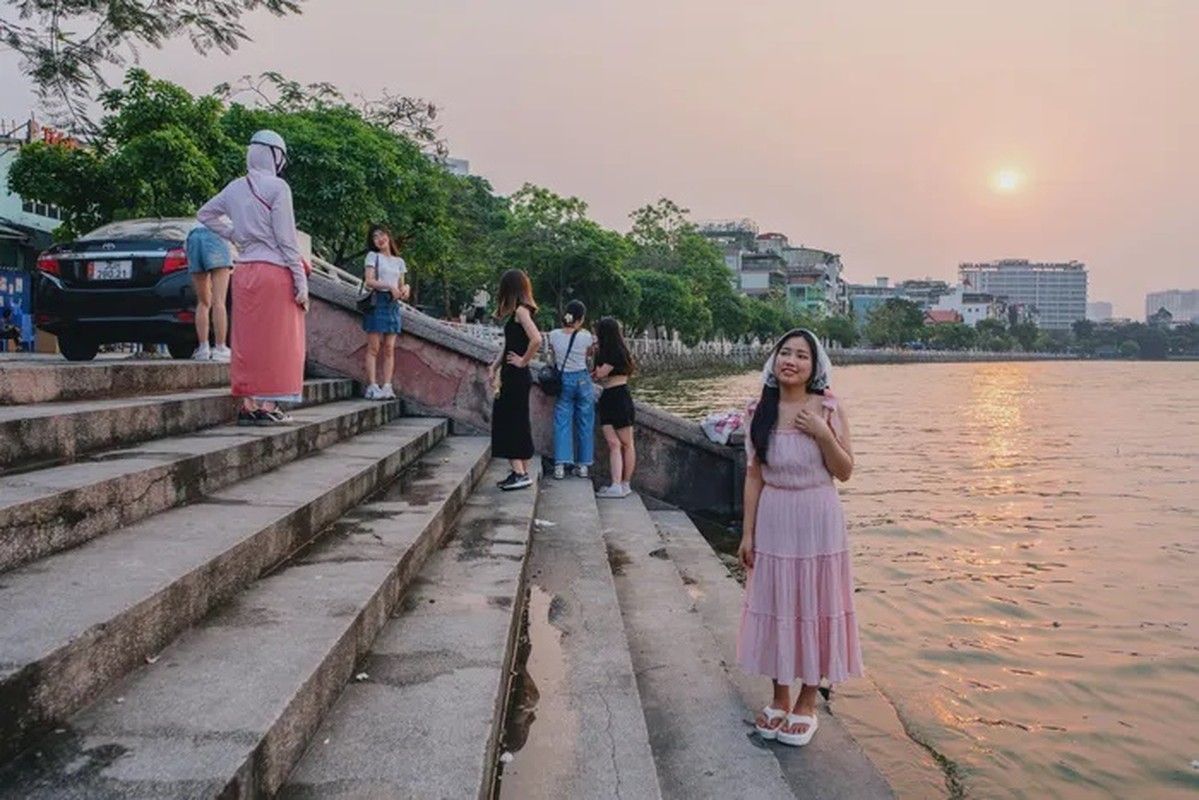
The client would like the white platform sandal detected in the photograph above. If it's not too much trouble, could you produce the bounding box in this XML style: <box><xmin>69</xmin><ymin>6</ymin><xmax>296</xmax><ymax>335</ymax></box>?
<box><xmin>777</xmin><ymin>713</ymin><xmax>819</xmax><ymax>747</ymax></box>
<box><xmin>754</xmin><ymin>706</ymin><xmax>787</xmax><ymax>740</ymax></box>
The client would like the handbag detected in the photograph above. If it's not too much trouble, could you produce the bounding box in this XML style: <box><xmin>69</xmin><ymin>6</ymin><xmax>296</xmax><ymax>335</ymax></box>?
<box><xmin>356</xmin><ymin>252</ymin><xmax>380</xmax><ymax>313</ymax></box>
<box><xmin>538</xmin><ymin>330</ymin><xmax>578</xmax><ymax>397</ymax></box>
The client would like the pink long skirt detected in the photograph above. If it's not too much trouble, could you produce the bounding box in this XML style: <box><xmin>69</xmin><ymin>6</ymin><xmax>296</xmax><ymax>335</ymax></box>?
<box><xmin>230</xmin><ymin>261</ymin><xmax>305</xmax><ymax>402</ymax></box>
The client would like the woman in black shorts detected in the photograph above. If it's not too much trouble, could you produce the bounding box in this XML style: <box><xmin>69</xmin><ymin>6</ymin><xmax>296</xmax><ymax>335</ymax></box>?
<box><xmin>592</xmin><ymin>317</ymin><xmax>637</xmax><ymax>498</ymax></box>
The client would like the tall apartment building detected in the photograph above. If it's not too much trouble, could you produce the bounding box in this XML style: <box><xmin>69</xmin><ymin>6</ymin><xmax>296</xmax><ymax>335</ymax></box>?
<box><xmin>958</xmin><ymin>259</ymin><xmax>1087</xmax><ymax>330</ymax></box>
<box><xmin>1086</xmin><ymin>301</ymin><xmax>1113</xmax><ymax>322</ymax></box>
<box><xmin>1144</xmin><ymin>290</ymin><xmax>1199</xmax><ymax>324</ymax></box>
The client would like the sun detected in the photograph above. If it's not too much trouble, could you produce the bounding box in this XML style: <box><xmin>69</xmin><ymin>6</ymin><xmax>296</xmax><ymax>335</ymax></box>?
<box><xmin>992</xmin><ymin>169</ymin><xmax>1023</xmax><ymax>193</ymax></box>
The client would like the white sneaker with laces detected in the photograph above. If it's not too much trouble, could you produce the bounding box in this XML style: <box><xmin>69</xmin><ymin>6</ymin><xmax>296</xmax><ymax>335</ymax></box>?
<box><xmin>364</xmin><ymin>384</ymin><xmax>381</xmax><ymax>400</ymax></box>
<box><xmin>379</xmin><ymin>384</ymin><xmax>396</xmax><ymax>400</ymax></box>
<box><xmin>191</xmin><ymin>343</ymin><xmax>211</xmax><ymax>361</ymax></box>
<box><xmin>596</xmin><ymin>484</ymin><xmax>625</xmax><ymax>499</ymax></box>
<box><xmin>621</xmin><ymin>482</ymin><xmax>632</xmax><ymax>497</ymax></box>
<box><xmin>576</xmin><ymin>465</ymin><xmax>590</xmax><ymax>479</ymax></box>
<box><xmin>553</xmin><ymin>464</ymin><xmax>566</xmax><ymax>480</ymax></box>
<box><xmin>210</xmin><ymin>345</ymin><xmax>231</xmax><ymax>363</ymax></box>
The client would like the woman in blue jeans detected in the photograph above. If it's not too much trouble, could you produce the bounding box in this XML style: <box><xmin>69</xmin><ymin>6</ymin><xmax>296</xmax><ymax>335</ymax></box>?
<box><xmin>548</xmin><ymin>300</ymin><xmax>596</xmax><ymax>480</ymax></box>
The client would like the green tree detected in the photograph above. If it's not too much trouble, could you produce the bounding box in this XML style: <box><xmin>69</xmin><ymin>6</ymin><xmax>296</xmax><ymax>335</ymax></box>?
<box><xmin>823</xmin><ymin>314</ymin><xmax>860</xmax><ymax>347</ymax></box>
<box><xmin>631</xmin><ymin>270</ymin><xmax>709</xmax><ymax>345</ymax></box>
<box><xmin>8</xmin><ymin>69</ymin><xmax>239</xmax><ymax>238</ymax></box>
<box><xmin>1119</xmin><ymin>339</ymin><xmax>1141</xmax><ymax>358</ymax></box>
<box><xmin>864</xmin><ymin>298</ymin><xmax>925</xmax><ymax>347</ymax></box>
<box><xmin>2</xmin><ymin>0</ymin><xmax>304</xmax><ymax>131</ymax></box>
<box><xmin>626</xmin><ymin>198</ymin><xmax>745</xmax><ymax>340</ymax></box>
<box><xmin>927</xmin><ymin>322</ymin><xmax>976</xmax><ymax>351</ymax></box>
<box><xmin>1010</xmin><ymin>321</ymin><xmax>1039</xmax><ymax>352</ymax></box>
<box><xmin>503</xmin><ymin>184</ymin><xmax>637</xmax><ymax>327</ymax></box>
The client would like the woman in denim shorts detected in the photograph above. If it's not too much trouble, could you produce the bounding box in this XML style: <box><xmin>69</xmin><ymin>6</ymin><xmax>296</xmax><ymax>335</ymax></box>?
<box><xmin>185</xmin><ymin>225</ymin><xmax>234</xmax><ymax>361</ymax></box>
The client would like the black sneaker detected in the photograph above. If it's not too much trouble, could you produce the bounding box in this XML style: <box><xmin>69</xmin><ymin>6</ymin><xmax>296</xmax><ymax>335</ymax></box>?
<box><xmin>254</xmin><ymin>408</ymin><xmax>294</xmax><ymax>426</ymax></box>
<box><xmin>498</xmin><ymin>472</ymin><xmax>532</xmax><ymax>491</ymax></box>
<box><xmin>496</xmin><ymin>471</ymin><xmax>517</xmax><ymax>488</ymax></box>
<box><xmin>236</xmin><ymin>409</ymin><xmax>257</xmax><ymax>427</ymax></box>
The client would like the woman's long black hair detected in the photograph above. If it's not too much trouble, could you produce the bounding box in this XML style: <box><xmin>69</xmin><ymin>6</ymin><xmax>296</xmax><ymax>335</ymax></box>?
<box><xmin>749</xmin><ymin>329</ymin><xmax>824</xmax><ymax>466</ymax></box>
<box><xmin>365</xmin><ymin>223</ymin><xmax>403</xmax><ymax>256</ymax></box>
<box><xmin>594</xmin><ymin>316</ymin><xmax>636</xmax><ymax>375</ymax></box>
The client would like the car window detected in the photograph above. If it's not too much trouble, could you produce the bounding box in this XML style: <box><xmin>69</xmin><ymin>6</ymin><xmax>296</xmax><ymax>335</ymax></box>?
<box><xmin>78</xmin><ymin>218</ymin><xmax>195</xmax><ymax>242</ymax></box>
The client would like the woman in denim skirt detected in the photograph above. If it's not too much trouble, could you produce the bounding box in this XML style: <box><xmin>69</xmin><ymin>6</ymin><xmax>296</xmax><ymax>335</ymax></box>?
<box><xmin>361</xmin><ymin>224</ymin><xmax>410</xmax><ymax>400</ymax></box>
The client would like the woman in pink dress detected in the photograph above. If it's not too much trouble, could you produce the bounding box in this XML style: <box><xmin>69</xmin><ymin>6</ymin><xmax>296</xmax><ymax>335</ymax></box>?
<box><xmin>737</xmin><ymin>328</ymin><xmax>862</xmax><ymax>747</ymax></box>
<box><xmin>197</xmin><ymin>130</ymin><xmax>308</xmax><ymax>426</ymax></box>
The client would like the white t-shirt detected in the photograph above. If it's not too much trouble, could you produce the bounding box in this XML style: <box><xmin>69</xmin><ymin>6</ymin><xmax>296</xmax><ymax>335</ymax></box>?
<box><xmin>366</xmin><ymin>252</ymin><xmax>406</xmax><ymax>290</ymax></box>
<box><xmin>548</xmin><ymin>328</ymin><xmax>593</xmax><ymax>373</ymax></box>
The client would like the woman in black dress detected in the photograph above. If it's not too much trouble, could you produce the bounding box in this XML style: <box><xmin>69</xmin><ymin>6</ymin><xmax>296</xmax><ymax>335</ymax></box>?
<box><xmin>489</xmin><ymin>269</ymin><xmax>543</xmax><ymax>490</ymax></box>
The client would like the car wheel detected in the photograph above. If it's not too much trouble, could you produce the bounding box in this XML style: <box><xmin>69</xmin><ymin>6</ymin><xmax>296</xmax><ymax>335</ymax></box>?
<box><xmin>58</xmin><ymin>335</ymin><xmax>100</xmax><ymax>362</ymax></box>
<box><xmin>167</xmin><ymin>339</ymin><xmax>197</xmax><ymax>360</ymax></box>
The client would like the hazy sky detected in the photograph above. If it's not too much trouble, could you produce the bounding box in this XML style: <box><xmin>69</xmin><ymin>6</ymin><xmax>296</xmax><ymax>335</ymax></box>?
<box><xmin>3</xmin><ymin>0</ymin><xmax>1197</xmax><ymax>318</ymax></box>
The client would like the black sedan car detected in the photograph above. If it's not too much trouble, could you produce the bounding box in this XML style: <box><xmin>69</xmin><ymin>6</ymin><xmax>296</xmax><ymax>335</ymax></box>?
<box><xmin>34</xmin><ymin>218</ymin><xmax>207</xmax><ymax>361</ymax></box>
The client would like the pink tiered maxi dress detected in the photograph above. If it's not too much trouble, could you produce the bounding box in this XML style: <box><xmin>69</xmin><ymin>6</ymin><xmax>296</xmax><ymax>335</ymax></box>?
<box><xmin>737</xmin><ymin>395</ymin><xmax>863</xmax><ymax>685</ymax></box>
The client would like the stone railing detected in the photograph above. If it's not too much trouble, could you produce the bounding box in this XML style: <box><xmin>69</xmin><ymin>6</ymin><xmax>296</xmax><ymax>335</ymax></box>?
<box><xmin>304</xmin><ymin>273</ymin><xmax>745</xmax><ymax>518</ymax></box>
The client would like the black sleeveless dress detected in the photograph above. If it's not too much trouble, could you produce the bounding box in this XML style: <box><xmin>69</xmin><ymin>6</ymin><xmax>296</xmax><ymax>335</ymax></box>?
<box><xmin>491</xmin><ymin>307</ymin><xmax>535</xmax><ymax>460</ymax></box>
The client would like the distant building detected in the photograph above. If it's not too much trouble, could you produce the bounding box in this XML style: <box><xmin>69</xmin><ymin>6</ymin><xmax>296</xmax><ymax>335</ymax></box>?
<box><xmin>930</xmin><ymin>285</ymin><xmax>1004</xmax><ymax>327</ymax></box>
<box><xmin>924</xmin><ymin>309</ymin><xmax>962</xmax><ymax>325</ymax></box>
<box><xmin>958</xmin><ymin>259</ymin><xmax>1087</xmax><ymax>331</ymax></box>
<box><xmin>1144</xmin><ymin>290</ymin><xmax>1199</xmax><ymax>324</ymax></box>
<box><xmin>443</xmin><ymin>157</ymin><xmax>470</xmax><ymax>177</ymax></box>
<box><xmin>1</xmin><ymin>117</ymin><xmax>62</xmax><ymax>271</ymax></box>
<box><xmin>1086</xmin><ymin>301</ymin><xmax>1113</xmax><ymax>322</ymax></box>
<box><xmin>697</xmin><ymin>222</ymin><xmax>844</xmax><ymax>315</ymax></box>
<box><xmin>896</xmin><ymin>279</ymin><xmax>951</xmax><ymax>308</ymax></box>
<box><xmin>846</xmin><ymin>277</ymin><xmax>899</xmax><ymax>327</ymax></box>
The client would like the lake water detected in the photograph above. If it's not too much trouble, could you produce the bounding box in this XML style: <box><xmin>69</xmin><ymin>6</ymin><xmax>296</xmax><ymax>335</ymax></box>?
<box><xmin>638</xmin><ymin>361</ymin><xmax>1199</xmax><ymax>799</ymax></box>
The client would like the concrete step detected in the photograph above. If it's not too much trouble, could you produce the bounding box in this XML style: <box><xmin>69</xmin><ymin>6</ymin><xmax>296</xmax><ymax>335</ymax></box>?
<box><xmin>0</xmin><ymin>436</ymin><xmax>491</xmax><ymax>799</ymax></box>
<box><xmin>648</xmin><ymin>507</ymin><xmax>895</xmax><ymax>800</ymax></box>
<box><xmin>0</xmin><ymin>417</ymin><xmax>447</xmax><ymax>765</ymax></box>
<box><xmin>0</xmin><ymin>378</ymin><xmax>354</xmax><ymax>474</ymax></box>
<box><xmin>0</xmin><ymin>360</ymin><xmax>230</xmax><ymax>405</ymax></box>
<box><xmin>497</xmin><ymin>477</ymin><xmax>662</xmax><ymax>800</ymax></box>
<box><xmin>595</xmin><ymin>494</ymin><xmax>796</xmax><ymax>799</ymax></box>
<box><xmin>281</xmin><ymin>459</ymin><xmax>540</xmax><ymax>800</ymax></box>
<box><xmin>0</xmin><ymin>397</ymin><xmax>404</xmax><ymax>573</ymax></box>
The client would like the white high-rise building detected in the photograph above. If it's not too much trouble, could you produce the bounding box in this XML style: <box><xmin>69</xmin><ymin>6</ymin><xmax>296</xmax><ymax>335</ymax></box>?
<box><xmin>958</xmin><ymin>259</ymin><xmax>1087</xmax><ymax>331</ymax></box>
<box><xmin>1145</xmin><ymin>290</ymin><xmax>1199</xmax><ymax>324</ymax></box>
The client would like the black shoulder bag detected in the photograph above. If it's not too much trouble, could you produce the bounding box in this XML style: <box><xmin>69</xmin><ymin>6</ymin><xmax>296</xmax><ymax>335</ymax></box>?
<box><xmin>538</xmin><ymin>330</ymin><xmax>579</xmax><ymax>397</ymax></box>
<box><xmin>356</xmin><ymin>253</ymin><xmax>381</xmax><ymax>314</ymax></box>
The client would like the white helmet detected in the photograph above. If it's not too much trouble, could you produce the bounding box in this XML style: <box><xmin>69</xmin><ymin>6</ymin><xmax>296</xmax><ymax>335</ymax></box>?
<box><xmin>249</xmin><ymin>130</ymin><xmax>288</xmax><ymax>174</ymax></box>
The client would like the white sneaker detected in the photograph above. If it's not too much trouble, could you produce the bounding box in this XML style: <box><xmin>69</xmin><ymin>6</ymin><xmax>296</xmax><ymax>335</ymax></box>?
<box><xmin>364</xmin><ymin>384</ymin><xmax>381</xmax><ymax>399</ymax></box>
<box><xmin>596</xmin><ymin>484</ymin><xmax>625</xmax><ymax>499</ymax></box>
<box><xmin>576</xmin><ymin>465</ymin><xmax>590</xmax><ymax>479</ymax></box>
<box><xmin>210</xmin><ymin>345</ymin><xmax>231</xmax><ymax>363</ymax></box>
<box><xmin>191</xmin><ymin>343</ymin><xmax>211</xmax><ymax>361</ymax></box>
<box><xmin>379</xmin><ymin>384</ymin><xmax>396</xmax><ymax>400</ymax></box>
<box><xmin>621</xmin><ymin>482</ymin><xmax>633</xmax><ymax>497</ymax></box>
<box><xmin>553</xmin><ymin>464</ymin><xmax>566</xmax><ymax>480</ymax></box>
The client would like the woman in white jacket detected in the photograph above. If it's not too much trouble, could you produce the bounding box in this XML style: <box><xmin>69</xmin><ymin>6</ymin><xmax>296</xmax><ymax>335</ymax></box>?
<box><xmin>198</xmin><ymin>130</ymin><xmax>308</xmax><ymax>426</ymax></box>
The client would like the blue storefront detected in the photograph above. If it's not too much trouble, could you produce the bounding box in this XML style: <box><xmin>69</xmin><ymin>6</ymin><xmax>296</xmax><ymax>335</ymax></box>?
<box><xmin>0</xmin><ymin>268</ymin><xmax>34</xmax><ymax>350</ymax></box>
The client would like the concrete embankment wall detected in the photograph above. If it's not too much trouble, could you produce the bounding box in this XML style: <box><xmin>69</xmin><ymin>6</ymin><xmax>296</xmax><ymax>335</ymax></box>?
<box><xmin>306</xmin><ymin>276</ymin><xmax>744</xmax><ymax>519</ymax></box>
<box><xmin>628</xmin><ymin>339</ymin><xmax>1074</xmax><ymax>373</ymax></box>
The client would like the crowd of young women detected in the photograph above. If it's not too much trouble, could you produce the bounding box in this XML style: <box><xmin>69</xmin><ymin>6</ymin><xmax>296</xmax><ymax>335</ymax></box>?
<box><xmin>197</xmin><ymin>134</ymin><xmax>862</xmax><ymax>747</ymax></box>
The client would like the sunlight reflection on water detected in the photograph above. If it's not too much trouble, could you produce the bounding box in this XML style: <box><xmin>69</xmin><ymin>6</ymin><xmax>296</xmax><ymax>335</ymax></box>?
<box><xmin>639</xmin><ymin>361</ymin><xmax>1199</xmax><ymax>799</ymax></box>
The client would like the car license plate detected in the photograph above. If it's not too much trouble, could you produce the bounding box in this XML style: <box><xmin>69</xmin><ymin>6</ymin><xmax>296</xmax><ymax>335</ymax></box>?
<box><xmin>89</xmin><ymin>260</ymin><xmax>133</xmax><ymax>280</ymax></box>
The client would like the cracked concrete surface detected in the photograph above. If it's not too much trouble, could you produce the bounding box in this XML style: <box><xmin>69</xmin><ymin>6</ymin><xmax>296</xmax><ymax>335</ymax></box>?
<box><xmin>280</xmin><ymin>459</ymin><xmax>535</xmax><ymax>800</ymax></box>
<box><xmin>499</xmin><ymin>478</ymin><xmax>661</xmax><ymax>800</ymax></box>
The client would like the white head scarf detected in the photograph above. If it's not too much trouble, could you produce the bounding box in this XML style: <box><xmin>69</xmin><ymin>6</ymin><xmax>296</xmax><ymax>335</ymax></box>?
<box><xmin>761</xmin><ymin>328</ymin><xmax>832</xmax><ymax>392</ymax></box>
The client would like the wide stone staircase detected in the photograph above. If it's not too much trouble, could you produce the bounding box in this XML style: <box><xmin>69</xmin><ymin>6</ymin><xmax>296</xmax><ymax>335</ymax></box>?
<box><xmin>0</xmin><ymin>359</ymin><xmax>893</xmax><ymax>799</ymax></box>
